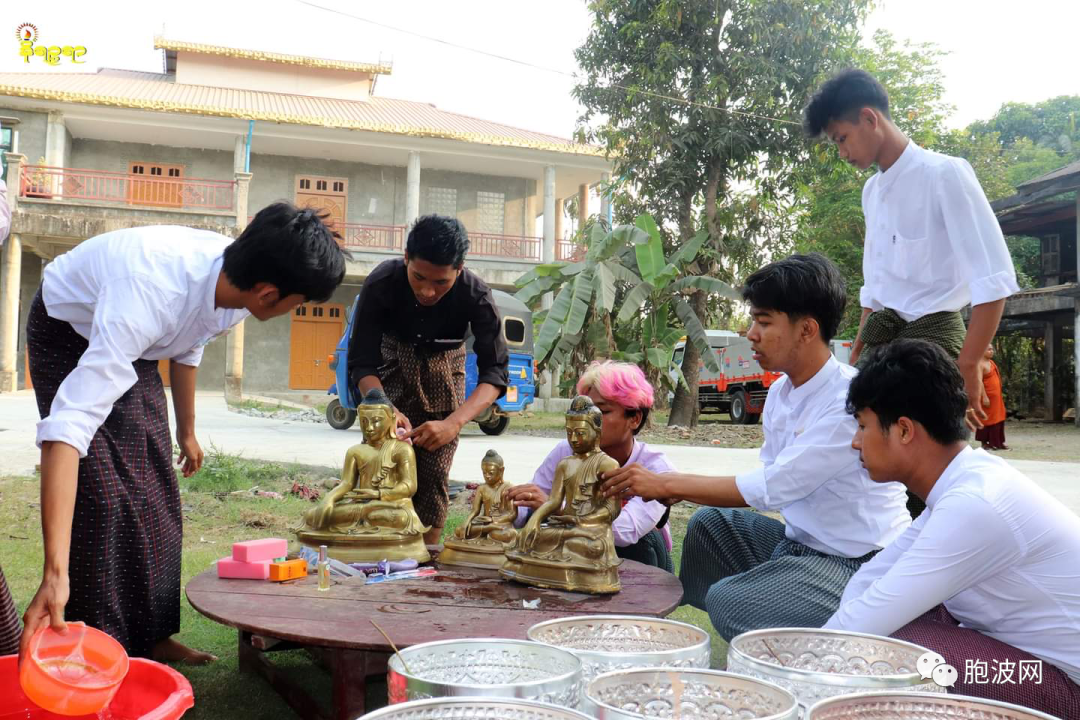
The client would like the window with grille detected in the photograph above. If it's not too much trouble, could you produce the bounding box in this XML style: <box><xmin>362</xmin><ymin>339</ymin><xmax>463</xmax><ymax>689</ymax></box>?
<box><xmin>477</xmin><ymin>191</ymin><xmax>505</xmax><ymax>233</ymax></box>
<box><xmin>1042</xmin><ymin>234</ymin><xmax>1061</xmax><ymax>275</ymax></box>
<box><xmin>426</xmin><ymin>186</ymin><xmax>457</xmax><ymax>217</ymax></box>
<box><xmin>0</xmin><ymin>127</ymin><xmax>12</xmax><ymax>177</ymax></box>
<box><xmin>295</xmin><ymin>306</ymin><xmax>308</xmax><ymax>317</ymax></box>
<box><xmin>300</xmin><ymin>178</ymin><xmax>311</xmax><ymax>190</ymax></box>
<box><xmin>329</xmin><ymin>307</ymin><xmax>341</xmax><ymax>318</ymax></box>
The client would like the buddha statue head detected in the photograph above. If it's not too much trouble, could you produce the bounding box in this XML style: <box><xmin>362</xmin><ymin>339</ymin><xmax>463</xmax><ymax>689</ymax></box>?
<box><xmin>358</xmin><ymin>388</ymin><xmax>396</xmax><ymax>444</ymax></box>
<box><xmin>565</xmin><ymin>394</ymin><xmax>603</xmax><ymax>455</ymax></box>
<box><xmin>481</xmin><ymin>449</ymin><xmax>505</xmax><ymax>487</ymax></box>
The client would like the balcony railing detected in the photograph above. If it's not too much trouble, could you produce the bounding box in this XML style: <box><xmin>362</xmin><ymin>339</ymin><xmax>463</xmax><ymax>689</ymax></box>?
<box><xmin>339</xmin><ymin>222</ymin><xmax>406</xmax><ymax>251</ymax></box>
<box><xmin>556</xmin><ymin>240</ymin><xmax>587</xmax><ymax>262</ymax></box>
<box><xmin>470</xmin><ymin>232</ymin><xmax>542</xmax><ymax>261</ymax></box>
<box><xmin>19</xmin><ymin>165</ymin><xmax>235</xmax><ymax>211</ymax></box>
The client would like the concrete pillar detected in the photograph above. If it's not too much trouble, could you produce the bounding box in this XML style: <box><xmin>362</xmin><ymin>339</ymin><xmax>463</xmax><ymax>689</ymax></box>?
<box><xmin>1045</xmin><ymin>322</ymin><xmax>1058</xmax><ymax>422</ymax></box>
<box><xmin>554</xmin><ymin>199</ymin><xmax>564</xmax><ymax>246</ymax></box>
<box><xmin>225</xmin><ymin>321</ymin><xmax>245</xmax><ymax>401</ymax></box>
<box><xmin>600</xmin><ymin>172</ymin><xmax>611</xmax><ymax>225</ymax></box>
<box><xmin>45</xmin><ymin>112</ymin><xmax>66</xmax><ymax>168</ymax></box>
<box><xmin>5</xmin><ymin>152</ymin><xmax>25</xmax><ymax>212</ymax></box>
<box><xmin>234</xmin><ymin>171</ymin><xmax>252</xmax><ymax>230</ymax></box>
<box><xmin>0</xmin><ymin>232</ymin><xmax>22</xmax><ymax>393</ymax></box>
<box><xmin>406</xmin><ymin>151</ymin><xmax>421</xmax><ymax>227</ymax></box>
<box><xmin>578</xmin><ymin>183</ymin><xmax>589</xmax><ymax>233</ymax></box>
<box><xmin>233</xmin><ymin>135</ymin><xmax>246</xmax><ymax>174</ymax></box>
<box><xmin>540</xmin><ymin>165</ymin><xmax>557</xmax><ymax>401</ymax></box>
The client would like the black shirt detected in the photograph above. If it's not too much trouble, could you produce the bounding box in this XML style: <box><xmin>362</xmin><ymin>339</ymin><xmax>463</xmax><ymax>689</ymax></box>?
<box><xmin>348</xmin><ymin>258</ymin><xmax>509</xmax><ymax>394</ymax></box>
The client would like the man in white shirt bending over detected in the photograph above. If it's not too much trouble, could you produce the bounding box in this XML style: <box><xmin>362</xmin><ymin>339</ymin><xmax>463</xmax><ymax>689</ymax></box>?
<box><xmin>602</xmin><ymin>254</ymin><xmax>910</xmax><ymax>641</ymax></box>
<box><xmin>802</xmin><ymin>70</ymin><xmax>1018</xmax><ymax>445</ymax></box>
<box><xmin>20</xmin><ymin>203</ymin><xmax>348</xmax><ymax>666</ymax></box>
<box><xmin>828</xmin><ymin>339</ymin><xmax>1080</xmax><ymax>717</ymax></box>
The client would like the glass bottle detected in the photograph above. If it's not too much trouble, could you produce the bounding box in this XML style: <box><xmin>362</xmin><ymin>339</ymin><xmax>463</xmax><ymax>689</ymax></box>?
<box><xmin>318</xmin><ymin>545</ymin><xmax>331</xmax><ymax>591</ymax></box>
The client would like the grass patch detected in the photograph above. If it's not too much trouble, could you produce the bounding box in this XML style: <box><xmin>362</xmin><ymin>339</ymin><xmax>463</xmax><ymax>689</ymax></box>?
<box><xmin>1</xmin><ymin>454</ymin><xmax>726</xmax><ymax>720</ymax></box>
<box><xmin>227</xmin><ymin>398</ymin><xmax>299</xmax><ymax>414</ymax></box>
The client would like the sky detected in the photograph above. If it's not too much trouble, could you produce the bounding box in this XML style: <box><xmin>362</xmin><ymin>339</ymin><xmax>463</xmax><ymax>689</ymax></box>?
<box><xmin>1</xmin><ymin>0</ymin><xmax>1077</xmax><ymax>139</ymax></box>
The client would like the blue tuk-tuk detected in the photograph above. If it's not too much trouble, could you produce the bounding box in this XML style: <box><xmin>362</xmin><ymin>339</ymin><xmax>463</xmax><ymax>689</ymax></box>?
<box><xmin>325</xmin><ymin>289</ymin><xmax>535</xmax><ymax>435</ymax></box>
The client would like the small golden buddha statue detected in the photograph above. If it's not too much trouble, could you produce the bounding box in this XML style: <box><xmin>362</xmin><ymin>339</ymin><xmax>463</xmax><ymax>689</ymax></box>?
<box><xmin>500</xmin><ymin>395</ymin><xmax>622</xmax><ymax>593</ymax></box>
<box><xmin>296</xmin><ymin>389</ymin><xmax>430</xmax><ymax>563</ymax></box>
<box><xmin>438</xmin><ymin>449</ymin><xmax>518</xmax><ymax>569</ymax></box>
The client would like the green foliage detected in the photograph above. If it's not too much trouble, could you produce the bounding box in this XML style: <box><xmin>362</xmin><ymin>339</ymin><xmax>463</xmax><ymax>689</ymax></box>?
<box><xmin>180</xmin><ymin>445</ymin><xmax>296</xmax><ymax>494</ymax></box>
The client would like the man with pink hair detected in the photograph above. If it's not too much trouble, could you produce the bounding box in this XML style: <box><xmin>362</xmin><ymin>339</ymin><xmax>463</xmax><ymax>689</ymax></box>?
<box><xmin>505</xmin><ymin>361</ymin><xmax>676</xmax><ymax>571</ymax></box>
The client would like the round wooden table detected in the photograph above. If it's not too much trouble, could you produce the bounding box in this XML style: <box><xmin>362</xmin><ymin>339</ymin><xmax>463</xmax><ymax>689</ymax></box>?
<box><xmin>187</xmin><ymin>558</ymin><xmax>684</xmax><ymax>720</ymax></box>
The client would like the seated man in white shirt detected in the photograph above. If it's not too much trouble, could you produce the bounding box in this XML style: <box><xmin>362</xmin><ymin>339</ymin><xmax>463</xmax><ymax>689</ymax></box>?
<box><xmin>602</xmin><ymin>253</ymin><xmax>910</xmax><ymax>640</ymax></box>
<box><xmin>20</xmin><ymin>203</ymin><xmax>348</xmax><ymax>666</ymax></box>
<box><xmin>506</xmin><ymin>361</ymin><xmax>676</xmax><ymax>571</ymax></box>
<box><xmin>827</xmin><ymin>339</ymin><xmax>1080</xmax><ymax>717</ymax></box>
<box><xmin>803</xmin><ymin>71</ymin><xmax>1019</xmax><ymax>506</ymax></box>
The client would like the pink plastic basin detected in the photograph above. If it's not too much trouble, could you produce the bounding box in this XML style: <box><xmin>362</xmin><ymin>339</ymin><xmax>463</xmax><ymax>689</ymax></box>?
<box><xmin>1</xmin><ymin>655</ymin><xmax>193</xmax><ymax>720</ymax></box>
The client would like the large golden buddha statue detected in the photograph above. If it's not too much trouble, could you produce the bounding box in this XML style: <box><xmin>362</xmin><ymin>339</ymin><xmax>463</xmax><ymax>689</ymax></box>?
<box><xmin>500</xmin><ymin>395</ymin><xmax>622</xmax><ymax>593</ymax></box>
<box><xmin>438</xmin><ymin>449</ymin><xmax>518</xmax><ymax>568</ymax></box>
<box><xmin>296</xmin><ymin>388</ymin><xmax>430</xmax><ymax>563</ymax></box>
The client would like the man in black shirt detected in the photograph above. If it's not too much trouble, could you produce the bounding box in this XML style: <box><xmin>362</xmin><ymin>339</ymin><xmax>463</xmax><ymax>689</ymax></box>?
<box><xmin>348</xmin><ymin>215</ymin><xmax>509</xmax><ymax>544</ymax></box>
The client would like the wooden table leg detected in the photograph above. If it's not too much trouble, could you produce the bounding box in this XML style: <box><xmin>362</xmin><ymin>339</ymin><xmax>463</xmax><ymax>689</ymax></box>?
<box><xmin>239</xmin><ymin>630</ymin><xmax>329</xmax><ymax>720</ymax></box>
<box><xmin>330</xmin><ymin>647</ymin><xmax>389</xmax><ymax>720</ymax></box>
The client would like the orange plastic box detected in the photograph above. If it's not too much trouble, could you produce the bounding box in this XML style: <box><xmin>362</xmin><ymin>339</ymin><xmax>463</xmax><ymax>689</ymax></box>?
<box><xmin>269</xmin><ymin>559</ymin><xmax>309</xmax><ymax>582</ymax></box>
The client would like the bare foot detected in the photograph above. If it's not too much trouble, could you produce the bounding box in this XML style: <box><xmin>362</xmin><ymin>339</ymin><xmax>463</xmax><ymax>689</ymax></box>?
<box><xmin>152</xmin><ymin>637</ymin><xmax>218</xmax><ymax>666</ymax></box>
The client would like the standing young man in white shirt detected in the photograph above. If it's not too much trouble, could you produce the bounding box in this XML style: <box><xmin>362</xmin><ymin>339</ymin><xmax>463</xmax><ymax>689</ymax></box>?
<box><xmin>19</xmin><ymin>203</ymin><xmax>348</xmax><ymax>665</ymax></box>
<box><xmin>802</xmin><ymin>70</ymin><xmax>1019</xmax><ymax>436</ymax></box>
<box><xmin>829</xmin><ymin>339</ymin><xmax>1080</xmax><ymax>717</ymax></box>
<box><xmin>602</xmin><ymin>254</ymin><xmax>910</xmax><ymax>640</ymax></box>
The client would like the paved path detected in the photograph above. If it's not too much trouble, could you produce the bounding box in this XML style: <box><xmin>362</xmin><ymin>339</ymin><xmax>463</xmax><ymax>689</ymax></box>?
<box><xmin>3</xmin><ymin>391</ymin><xmax>1078</xmax><ymax>514</ymax></box>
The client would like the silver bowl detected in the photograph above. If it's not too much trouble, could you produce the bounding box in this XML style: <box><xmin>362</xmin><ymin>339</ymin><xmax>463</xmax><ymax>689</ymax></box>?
<box><xmin>584</xmin><ymin>668</ymin><xmax>800</xmax><ymax>719</ymax></box>
<box><xmin>361</xmin><ymin>696</ymin><xmax>595</xmax><ymax>719</ymax></box>
<box><xmin>727</xmin><ymin>629</ymin><xmax>945</xmax><ymax>710</ymax></box>
<box><xmin>528</xmin><ymin>615</ymin><xmax>711</xmax><ymax>681</ymax></box>
<box><xmin>387</xmin><ymin>638</ymin><xmax>583</xmax><ymax>708</ymax></box>
<box><xmin>806</xmin><ymin>691</ymin><xmax>1061</xmax><ymax>719</ymax></box>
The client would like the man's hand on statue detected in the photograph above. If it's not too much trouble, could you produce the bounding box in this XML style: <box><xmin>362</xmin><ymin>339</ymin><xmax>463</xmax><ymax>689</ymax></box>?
<box><xmin>408</xmin><ymin>419</ymin><xmax>461</xmax><ymax>451</ymax></box>
<box><xmin>394</xmin><ymin>409</ymin><xmax>414</xmax><ymax>436</ymax></box>
<box><xmin>600</xmin><ymin>463</ymin><xmax>668</xmax><ymax>501</ymax></box>
<box><xmin>960</xmin><ymin>363</ymin><xmax>988</xmax><ymax>431</ymax></box>
<box><xmin>506</xmin><ymin>483</ymin><xmax>548</xmax><ymax>510</ymax></box>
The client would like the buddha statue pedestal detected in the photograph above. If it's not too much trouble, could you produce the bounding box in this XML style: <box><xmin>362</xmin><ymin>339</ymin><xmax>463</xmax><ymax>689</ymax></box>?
<box><xmin>500</xmin><ymin>395</ymin><xmax>623</xmax><ymax>594</ymax></box>
<box><xmin>296</xmin><ymin>390</ymin><xmax>431</xmax><ymax>564</ymax></box>
<box><xmin>439</xmin><ymin>450</ymin><xmax>517</xmax><ymax>569</ymax></box>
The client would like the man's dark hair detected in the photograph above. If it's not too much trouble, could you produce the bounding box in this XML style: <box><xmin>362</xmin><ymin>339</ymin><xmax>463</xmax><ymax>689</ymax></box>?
<box><xmin>405</xmin><ymin>214</ymin><xmax>470</xmax><ymax>268</ymax></box>
<box><xmin>741</xmin><ymin>253</ymin><xmax>847</xmax><ymax>343</ymax></box>
<box><xmin>802</xmin><ymin>68</ymin><xmax>891</xmax><ymax>138</ymax></box>
<box><xmin>223</xmin><ymin>202</ymin><xmax>348</xmax><ymax>303</ymax></box>
<box><xmin>846</xmin><ymin>339</ymin><xmax>971</xmax><ymax>445</ymax></box>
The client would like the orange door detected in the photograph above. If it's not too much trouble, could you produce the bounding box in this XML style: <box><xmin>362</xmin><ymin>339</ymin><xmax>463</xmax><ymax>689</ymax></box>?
<box><xmin>24</xmin><ymin>350</ymin><xmax>32</xmax><ymax>390</ymax></box>
<box><xmin>129</xmin><ymin>163</ymin><xmax>183</xmax><ymax>207</ymax></box>
<box><xmin>296</xmin><ymin>175</ymin><xmax>348</xmax><ymax>233</ymax></box>
<box><xmin>158</xmin><ymin>358</ymin><xmax>171</xmax><ymax>387</ymax></box>
<box><xmin>289</xmin><ymin>303</ymin><xmax>345</xmax><ymax>389</ymax></box>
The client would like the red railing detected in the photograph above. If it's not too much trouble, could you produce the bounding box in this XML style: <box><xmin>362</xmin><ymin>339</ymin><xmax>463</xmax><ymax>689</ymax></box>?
<box><xmin>338</xmin><ymin>222</ymin><xmax>406</xmax><ymax>251</ymax></box>
<box><xmin>470</xmin><ymin>232</ymin><xmax>542</xmax><ymax>261</ymax></box>
<box><xmin>19</xmin><ymin>165</ymin><xmax>235</xmax><ymax>211</ymax></box>
<box><xmin>556</xmin><ymin>240</ymin><xmax>587</xmax><ymax>262</ymax></box>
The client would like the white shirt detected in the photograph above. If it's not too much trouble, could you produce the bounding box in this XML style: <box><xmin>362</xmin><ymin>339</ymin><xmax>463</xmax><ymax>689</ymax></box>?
<box><xmin>38</xmin><ymin>226</ymin><xmax>249</xmax><ymax>457</ymax></box>
<box><xmin>517</xmin><ymin>439</ymin><xmax>675</xmax><ymax>549</ymax></box>
<box><xmin>826</xmin><ymin>448</ymin><xmax>1080</xmax><ymax>685</ymax></box>
<box><xmin>735</xmin><ymin>356</ymin><xmax>910</xmax><ymax>558</ymax></box>
<box><xmin>860</xmin><ymin>142</ymin><xmax>1019</xmax><ymax>321</ymax></box>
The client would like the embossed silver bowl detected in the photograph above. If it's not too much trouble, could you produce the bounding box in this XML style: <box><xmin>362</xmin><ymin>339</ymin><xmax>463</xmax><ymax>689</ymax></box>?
<box><xmin>727</xmin><ymin>629</ymin><xmax>945</xmax><ymax>710</ymax></box>
<box><xmin>584</xmin><ymin>668</ymin><xmax>800</xmax><ymax>719</ymax></box>
<box><xmin>387</xmin><ymin>639</ymin><xmax>583</xmax><ymax>708</ymax></box>
<box><xmin>528</xmin><ymin>615</ymin><xmax>711</xmax><ymax>682</ymax></box>
<box><xmin>806</xmin><ymin>691</ymin><xmax>1061</xmax><ymax>719</ymax></box>
<box><xmin>360</xmin><ymin>696</ymin><xmax>596</xmax><ymax>719</ymax></box>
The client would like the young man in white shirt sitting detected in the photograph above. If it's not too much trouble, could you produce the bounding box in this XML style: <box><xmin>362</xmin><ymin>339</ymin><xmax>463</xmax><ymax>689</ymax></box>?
<box><xmin>20</xmin><ymin>203</ymin><xmax>348</xmax><ymax>665</ymax></box>
<box><xmin>828</xmin><ymin>339</ymin><xmax>1080</xmax><ymax>717</ymax></box>
<box><xmin>802</xmin><ymin>71</ymin><xmax>1019</xmax><ymax>504</ymax></box>
<box><xmin>602</xmin><ymin>254</ymin><xmax>910</xmax><ymax>640</ymax></box>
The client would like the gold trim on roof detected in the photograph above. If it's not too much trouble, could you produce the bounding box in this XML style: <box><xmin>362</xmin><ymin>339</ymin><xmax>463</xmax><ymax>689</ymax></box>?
<box><xmin>154</xmin><ymin>36</ymin><xmax>392</xmax><ymax>76</ymax></box>
<box><xmin>0</xmin><ymin>83</ymin><xmax>605</xmax><ymax>157</ymax></box>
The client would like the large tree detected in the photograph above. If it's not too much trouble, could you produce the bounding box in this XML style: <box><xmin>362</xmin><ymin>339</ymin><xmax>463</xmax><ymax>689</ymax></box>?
<box><xmin>574</xmin><ymin>0</ymin><xmax>872</xmax><ymax>427</ymax></box>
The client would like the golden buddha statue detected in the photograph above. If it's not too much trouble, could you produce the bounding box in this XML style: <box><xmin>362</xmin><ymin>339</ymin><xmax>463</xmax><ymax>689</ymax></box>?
<box><xmin>438</xmin><ymin>449</ymin><xmax>518</xmax><ymax>569</ymax></box>
<box><xmin>500</xmin><ymin>395</ymin><xmax>622</xmax><ymax>594</ymax></box>
<box><xmin>296</xmin><ymin>389</ymin><xmax>430</xmax><ymax>563</ymax></box>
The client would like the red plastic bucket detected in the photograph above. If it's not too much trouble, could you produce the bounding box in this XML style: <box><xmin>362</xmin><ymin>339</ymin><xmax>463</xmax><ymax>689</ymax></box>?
<box><xmin>1</xmin><ymin>654</ymin><xmax>194</xmax><ymax>720</ymax></box>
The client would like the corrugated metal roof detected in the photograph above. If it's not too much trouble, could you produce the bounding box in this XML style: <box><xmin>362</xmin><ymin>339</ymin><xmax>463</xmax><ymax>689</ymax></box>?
<box><xmin>0</xmin><ymin>69</ymin><xmax>601</xmax><ymax>156</ymax></box>
<box><xmin>155</xmin><ymin>36</ymin><xmax>392</xmax><ymax>75</ymax></box>
<box><xmin>1016</xmin><ymin>159</ymin><xmax>1080</xmax><ymax>191</ymax></box>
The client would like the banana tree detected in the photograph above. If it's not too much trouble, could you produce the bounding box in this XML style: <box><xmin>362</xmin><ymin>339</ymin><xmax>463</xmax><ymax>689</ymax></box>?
<box><xmin>515</xmin><ymin>214</ymin><xmax>740</xmax><ymax>392</ymax></box>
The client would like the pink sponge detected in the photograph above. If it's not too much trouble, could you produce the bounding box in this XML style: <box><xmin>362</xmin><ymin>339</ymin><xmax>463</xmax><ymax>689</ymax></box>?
<box><xmin>232</xmin><ymin>538</ymin><xmax>288</xmax><ymax>563</ymax></box>
<box><xmin>217</xmin><ymin>557</ymin><xmax>271</xmax><ymax>580</ymax></box>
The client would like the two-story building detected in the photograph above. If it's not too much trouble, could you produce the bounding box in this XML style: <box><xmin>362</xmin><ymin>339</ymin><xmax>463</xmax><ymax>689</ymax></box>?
<box><xmin>991</xmin><ymin>160</ymin><xmax>1079</xmax><ymax>425</ymax></box>
<box><xmin>0</xmin><ymin>36</ymin><xmax>608</xmax><ymax>396</ymax></box>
